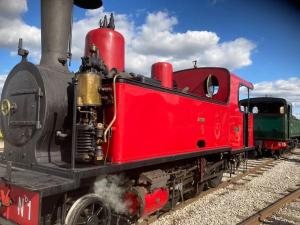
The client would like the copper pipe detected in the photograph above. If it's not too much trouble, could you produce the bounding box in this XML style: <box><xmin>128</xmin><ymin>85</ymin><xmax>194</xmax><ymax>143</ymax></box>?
<box><xmin>104</xmin><ymin>74</ymin><xmax>120</xmax><ymax>142</ymax></box>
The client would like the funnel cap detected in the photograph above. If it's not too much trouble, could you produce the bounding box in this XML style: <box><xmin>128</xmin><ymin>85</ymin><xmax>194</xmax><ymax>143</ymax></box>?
<box><xmin>74</xmin><ymin>0</ymin><xmax>103</xmax><ymax>9</ymax></box>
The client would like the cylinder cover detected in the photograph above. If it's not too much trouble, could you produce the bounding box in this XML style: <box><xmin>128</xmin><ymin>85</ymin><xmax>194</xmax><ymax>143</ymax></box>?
<box><xmin>85</xmin><ymin>28</ymin><xmax>125</xmax><ymax>72</ymax></box>
<box><xmin>125</xmin><ymin>187</ymin><xmax>169</xmax><ymax>217</ymax></box>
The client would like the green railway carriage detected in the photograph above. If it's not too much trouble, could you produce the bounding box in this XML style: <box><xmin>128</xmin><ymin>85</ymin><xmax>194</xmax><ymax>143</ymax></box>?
<box><xmin>290</xmin><ymin>115</ymin><xmax>300</xmax><ymax>139</ymax></box>
<box><xmin>240</xmin><ymin>97</ymin><xmax>300</xmax><ymax>155</ymax></box>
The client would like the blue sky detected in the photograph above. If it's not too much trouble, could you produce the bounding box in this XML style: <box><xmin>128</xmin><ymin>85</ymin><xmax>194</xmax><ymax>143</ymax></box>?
<box><xmin>0</xmin><ymin>0</ymin><xmax>299</xmax><ymax>115</ymax></box>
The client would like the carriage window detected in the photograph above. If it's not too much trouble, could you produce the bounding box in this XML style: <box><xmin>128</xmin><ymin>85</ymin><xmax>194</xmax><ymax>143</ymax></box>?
<box><xmin>287</xmin><ymin>105</ymin><xmax>292</xmax><ymax>115</ymax></box>
<box><xmin>240</xmin><ymin>105</ymin><xmax>249</xmax><ymax>113</ymax></box>
<box><xmin>245</xmin><ymin>103</ymin><xmax>285</xmax><ymax>114</ymax></box>
<box><xmin>240</xmin><ymin>105</ymin><xmax>245</xmax><ymax>112</ymax></box>
<box><xmin>252</xmin><ymin>106</ymin><xmax>258</xmax><ymax>114</ymax></box>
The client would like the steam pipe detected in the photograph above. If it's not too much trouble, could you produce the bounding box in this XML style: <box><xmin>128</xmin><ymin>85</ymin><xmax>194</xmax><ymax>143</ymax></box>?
<box><xmin>40</xmin><ymin>0</ymin><xmax>73</xmax><ymax>70</ymax></box>
<box><xmin>104</xmin><ymin>74</ymin><xmax>120</xmax><ymax>142</ymax></box>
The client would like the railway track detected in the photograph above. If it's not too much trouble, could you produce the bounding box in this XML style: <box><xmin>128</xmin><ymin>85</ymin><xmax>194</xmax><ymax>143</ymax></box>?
<box><xmin>138</xmin><ymin>157</ymin><xmax>281</xmax><ymax>225</ymax></box>
<box><xmin>238</xmin><ymin>150</ymin><xmax>300</xmax><ymax>225</ymax></box>
<box><xmin>238</xmin><ymin>186</ymin><xmax>300</xmax><ymax>225</ymax></box>
<box><xmin>262</xmin><ymin>192</ymin><xmax>300</xmax><ymax>224</ymax></box>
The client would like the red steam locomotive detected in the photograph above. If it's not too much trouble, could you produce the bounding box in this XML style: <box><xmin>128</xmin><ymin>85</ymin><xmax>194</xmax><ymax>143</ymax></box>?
<box><xmin>0</xmin><ymin>0</ymin><xmax>254</xmax><ymax>224</ymax></box>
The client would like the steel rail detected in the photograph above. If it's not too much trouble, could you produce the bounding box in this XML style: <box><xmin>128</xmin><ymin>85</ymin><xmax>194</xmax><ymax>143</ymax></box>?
<box><xmin>238</xmin><ymin>187</ymin><xmax>300</xmax><ymax>225</ymax></box>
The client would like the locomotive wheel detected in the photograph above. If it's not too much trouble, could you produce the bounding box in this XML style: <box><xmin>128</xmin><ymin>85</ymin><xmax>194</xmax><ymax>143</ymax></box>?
<box><xmin>65</xmin><ymin>194</ymin><xmax>111</xmax><ymax>225</ymax></box>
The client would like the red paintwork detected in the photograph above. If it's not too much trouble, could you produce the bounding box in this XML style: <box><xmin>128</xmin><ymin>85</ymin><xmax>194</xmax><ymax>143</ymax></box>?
<box><xmin>263</xmin><ymin>140</ymin><xmax>287</xmax><ymax>151</ymax></box>
<box><xmin>0</xmin><ymin>189</ymin><xmax>12</xmax><ymax>207</ymax></box>
<box><xmin>229</xmin><ymin>73</ymin><xmax>254</xmax><ymax>151</ymax></box>
<box><xmin>107</xmin><ymin>68</ymin><xmax>254</xmax><ymax>163</ymax></box>
<box><xmin>85</xmin><ymin>28</ymin><xmax>125</xmax><ymax>71</ymax></box>
<box><xmin>124</xmin><ymin>192</ymin><xmax>140</xmax><ymax>215</ymax></box>
<box><xmin>124</xmin><ymin>188</ymin><xmax>169</xmax><ymax>217</ymax></box>
<box><xmin>151</xmin><ymin>62</ymin><xmax>173</xmax><ymax>88</ymax></box>
<box><xmin>142</xmin><ymin>188</ymin><xmax>169</xmax><ymax>217</ymax></box>
<box><xmin>248</xmin><ymin>114</ymin><xmax>254</xmax><ymax>147</ymax></box>
<box><xmin>0</xmin><ymin>183</ymin><xmax>39</xmax><ymax>225</ymax></box>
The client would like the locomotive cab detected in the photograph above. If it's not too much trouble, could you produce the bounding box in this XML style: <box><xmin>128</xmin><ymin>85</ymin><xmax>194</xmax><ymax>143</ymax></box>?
<box><xmin>173</xmin><ymin>67</ymin><xmax>230</xmax><ymax>102</ymax></box>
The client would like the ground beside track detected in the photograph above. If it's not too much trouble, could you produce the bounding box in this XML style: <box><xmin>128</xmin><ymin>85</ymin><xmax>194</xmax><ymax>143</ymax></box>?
<box><xmin>150</xmin><ymin>149</ymin><xmax>300</xmax><ymax>225</ymax></box>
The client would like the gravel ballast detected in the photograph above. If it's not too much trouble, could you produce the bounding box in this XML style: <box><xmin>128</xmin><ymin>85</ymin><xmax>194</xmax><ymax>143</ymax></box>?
<box><xmin>151</xmin><ymin>149</ymin><xmax>300</xmax><ymax>225</ymax></box>
<box><xmin>262</xmin><ymin>199</ymin><xmax>300</xmax><ymax>225</ymax></box>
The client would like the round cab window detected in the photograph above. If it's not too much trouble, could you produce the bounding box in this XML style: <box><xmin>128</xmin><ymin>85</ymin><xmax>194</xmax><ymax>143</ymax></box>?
<box><xmin>205</xmin><ymin>75</ymin><xmax>219</xmax><ymax>97</ymax></box>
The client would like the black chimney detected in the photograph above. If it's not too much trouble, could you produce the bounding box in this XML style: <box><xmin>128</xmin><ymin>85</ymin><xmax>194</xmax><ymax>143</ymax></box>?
<box><xmin>40</xmin><ymin>0</ymin><xmax>73</xmax><ymax>70</ymax></box>
<box><xmin>40</xmin><ymin>0</ymin><xmax>103</xmax><ymax>70</ymax></box>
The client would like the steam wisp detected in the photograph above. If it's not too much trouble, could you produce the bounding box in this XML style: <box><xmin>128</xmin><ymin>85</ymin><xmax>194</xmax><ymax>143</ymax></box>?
<box><xmin>93</xmin><ymin>175</ymin><xmax>129</xmax><ymax>214</ymax></box>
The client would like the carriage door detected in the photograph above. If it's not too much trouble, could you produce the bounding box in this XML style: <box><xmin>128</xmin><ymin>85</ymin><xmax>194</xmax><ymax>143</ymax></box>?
<box><xmin>243</xmin><ymin>108</ymin><xmax>249</xmax><ymax>147</ymax></box>
<box><xmin>287</xmin><ymin>104</ymin><xmax>291</xmax><ymax>139</ymax></box>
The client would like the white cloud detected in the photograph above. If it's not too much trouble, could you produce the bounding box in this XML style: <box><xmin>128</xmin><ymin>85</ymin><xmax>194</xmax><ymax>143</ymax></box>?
<box><xmin>131</xmin><ymin>12</ymin><xmax>219</xmax><ymax>57</ymax></box>
<box><xmin>0</xmin><ymin>0</ymin><xmax>40</xmax><ymax>58</ymax></box>
<box><xmin>0</xmin><ymin>1</ymin><xmax>256</xmax><ymax>75</ymax></box>
<box><xmin>1</xmin><ymin>1</ymin><xmax>298</xmax><ymax>120</ymax></box>
<box><xmin>198</xmin><ymin>38</ymin><xmax>255</xmax><ymax>69</ymax></box>
<box><xmin>73</xmin><ymin>10</ymin><xmax>251</xmax><ymax>74</ymax></box>
<box><xmin>0</xmin><ymin>0</ymin><xmax>27</xmax><ymax>18</ymax></box>
<box><xmin>252</xmin><ymin>77</ymin><xmax>300</xmax><ymax>117</ymax></box>
<box><xmin>124</xmin><ymin>11</ymin><xmax>256</xmax><ymax>74</ymax></box>
<box><xmin>0</xmin><ymin>74</ymin><xmax>7</xmax><ymax>95</ymax></box>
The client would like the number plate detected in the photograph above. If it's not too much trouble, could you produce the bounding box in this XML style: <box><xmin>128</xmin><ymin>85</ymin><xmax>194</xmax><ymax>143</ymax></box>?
<box><xmin>0</xmin><ymin>183</ymin><xmax>39</xmax><ymax>225</ymax></box>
